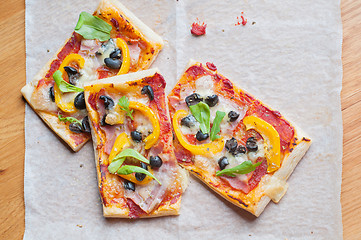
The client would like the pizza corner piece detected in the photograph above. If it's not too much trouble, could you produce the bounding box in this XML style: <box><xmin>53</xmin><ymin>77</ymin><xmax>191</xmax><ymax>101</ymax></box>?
<box><xmin>167</xmin><ymin>60</ymin><xmax>312</xmax><ymax>217</ymax></box>
<box><xmin>84</xmin><ymin>69</ymin><xmax>188</xmax><ymax>218</ymax></box>
<box><xmin>21</xmin><ymin>0</ymin><xmax>163</xmax><ymax>152</ymax></box>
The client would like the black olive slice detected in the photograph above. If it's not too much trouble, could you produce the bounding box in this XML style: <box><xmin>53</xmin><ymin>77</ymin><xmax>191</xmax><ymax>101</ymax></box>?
<box><xmin>124</xmin><ymin>180</ymin><xmax>135</xmax><ymax>191</ymax></box>
<box><xmin>110</xmin><ymin>48</ymin><xmax>122</xmax><ymax>59</ymax></box>
<box><xmin>225</xmin><ymin>137</ymin><xmax>238</xmax><ymax>153</ymax></box>
<box><xmin>233</xmin><ymin>145</ymin><xmax>247</xmax><ymax>155</ymax></box>
<box><xmin>64</xmin><ymin>66</ymin><xmax>80</xmax><ymax>85</ymax></box>
<box><xmin>180</xmin><ymin>115</ymin><xmax>196</xmax><ymax>128</ymax></box>
<box><xmin>185</xmin><ymin>93</ymin><xmax>203</xmax><ymax>106</ymax></box>
<box><xmin>104</xmin><ymin>57</ymin><xmax>122</xmax><ymax>69</ymax></box>
<box><xmin>246</xmin><ymin>137</ymin><xmax>258</xmax><ymax>152</ymax></box>
<box><xmin>131</xmin><ymin>131</ymin><xmax>142</xmax><ymax>142</ymax></box>
<box><xmin>99</xmin><ymin>95</ymin><xmax>114</xmax><ymax>110</ymax></box>
<box><xmin>69</xmin><ymin>122</ymin><xmax>83</xmax><ymax>133</ymax></box>
<box><xmin>49</xmin><ymin>86</ymin><xmax>55</xmax><ymax>102</ymax></box>
<box><xmin>82</xmin><ymin>116</ymin><xmax>91</xmax><ymax>133</ymax></box>
<box><xmin>135</xmin><ymin>162</ymin><xmax>148</xmax><ymax>181</ymax></box>
<box><xmin>205</xmin><ymin>94</ymin><xmax>219</xmax><ymax>107</ymax></box>
<box><xmin>74</xmin><ymin>92</ymin><xmax>86</xmax><ymax>109</ymax></box>
<box><xmin>100</xmin><ymin>114</ymin><xmax>109</xmax><ymax>126</ymax></box>
<box><xmin>150</xmin><ymin>156</ymin><xmax>163</xmax><ymax>168</ymax></box>
<box><xmin>218</xmin><ymin>156</ymin><xmax>229</xmax><ymax>170</ymax></box>
<box><xmin>196</xmin><ymin>131</ymin><xmax>209</xmax><ymax>141</ymax></box>
<box><xmin>228</xmin><ymin>111</ymin><xmax>240</xmax><ymax>122</ymax></box>
<box><xmin>141</xmin><ymin>85</ymin><xmax>154</xmax><ymax>101</ymax></box>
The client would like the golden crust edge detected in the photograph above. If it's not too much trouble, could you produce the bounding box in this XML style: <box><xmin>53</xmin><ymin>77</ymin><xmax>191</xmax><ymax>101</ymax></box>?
<box><xmin>84</xmin><ymin>70</ymin><xmax>188</xmax><ymax>218</ymax></box>
<box><xmin>21</xmin><ymin>83</ymin><xmax>90</xmax><ymax>152</ymax></box>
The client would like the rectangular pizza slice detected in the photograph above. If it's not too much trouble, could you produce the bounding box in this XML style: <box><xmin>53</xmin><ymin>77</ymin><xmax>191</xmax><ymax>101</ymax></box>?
<box><xmin>167</xmin><ymin>60</ymin><xmax>312</xmax><ymax>217</ymax></box>
<box><xmin>84</xmin><ymin>68</ymin><xmax>188</xmax><ymax>218</ymax></box>
<box><xmin>21</xmin><ymin>0</ymin><xmax>163</xmax><ymax>151</ymax></box>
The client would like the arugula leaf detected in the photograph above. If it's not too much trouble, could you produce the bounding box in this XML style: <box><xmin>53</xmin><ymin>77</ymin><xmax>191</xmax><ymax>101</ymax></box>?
<box><xmin>53</xmin><ymin>70</ymin><xmax>83</xmax><ymax>93</ymax></box>
<box><xmin>189</xmin><ymin>102</ymin><xmax>210</xmax><ymax>134</ymax></box>
<box><xmin>108</xmin><ymin>158</ymin><xmax>126</xmax><ymax>174</ymax></box>
<box><xmin>117</xmin><ymin>165</ymin><xmax>161</xmax><ymax>185</ymax></box>
<box><xmin>112</xmin><ymin>148</ymin><xmax>149</xmax><ymax>164</ymax></box>
<box><xmin>216</xmin><ymin>160</ymin><xmax>262</xmax><ymax>177</ymax></box>
<box><xmin>118</xmin><ymin>96</ymin><xmax>134</xmax><ymax>120</ymax></box>
<box><xmin>74</xmin><ymin>12</ymin><xmax>112</xmax><ymax>41</ymax></box>
<box><xmin>58</xmin><ymin>114</ymin><xmax>82</xmax><ymax>125</ymax></box>
<box><xmin>210</xmin><ymin>111</ymin><xmax>226</xmax><ymax>141</ymax></box>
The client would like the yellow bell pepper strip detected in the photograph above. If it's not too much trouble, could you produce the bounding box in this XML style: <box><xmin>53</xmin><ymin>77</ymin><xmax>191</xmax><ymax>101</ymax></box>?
<box><xmin>128</xmin><ymin>101</ymin><xmax>160</xmax><ymax>149</ymax></box>
<box><xmin>108</xmin><ymin>132</ymin><xmax>131</xmax><ymax>163</ymax></box>
<box><xmin>53</xmin><ymin>54</ymin><xmax>85</xmax><ymax>113</ymax></box>
<box><xmin>116</xmin><ymin>38</ymin><xmax>130</xmax><ymax>75</ymax></box>
<box><xmin>172</xmin><ymin>109</ymin><xmax>224</xmax><ymax>156</ymax></box>
<box><xmin>243</xmin><ymin>115</ymin><xmax>281</xmax><ymax>173</ymax></box>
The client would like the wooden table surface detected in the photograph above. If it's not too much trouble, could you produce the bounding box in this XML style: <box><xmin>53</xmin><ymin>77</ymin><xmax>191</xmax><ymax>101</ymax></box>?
<box><xmin>0</xmin><ymin>0</ymin><xmax>360</xmax><ymax>239</ymax></box>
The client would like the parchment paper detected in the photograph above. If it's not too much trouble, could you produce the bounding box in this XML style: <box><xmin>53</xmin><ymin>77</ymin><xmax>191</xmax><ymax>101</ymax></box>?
<box><xmin>24</xmin><ymin>0</ymin><xmax>343</xmax><ymax>239</ymax></box>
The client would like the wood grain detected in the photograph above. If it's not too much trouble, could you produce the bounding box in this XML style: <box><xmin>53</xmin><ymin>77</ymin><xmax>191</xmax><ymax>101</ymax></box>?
<box><xmin>0</xmin><ymin>0</ymin><xmax>360</xmax><ymax>239</ymax></box>
<box><xmin>0</xmin><ymin>0</ymin><xmax>25</xmax><ymax>239</ymax></box>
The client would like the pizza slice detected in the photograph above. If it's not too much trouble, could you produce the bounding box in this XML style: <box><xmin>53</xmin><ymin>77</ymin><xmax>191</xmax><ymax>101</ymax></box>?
<box><xmin>168</xmin><ymin>60</ymin><xmax>312</xmax><ymax>216</ymax></box>
<box><xmin>84</xmin><ymin>68</ymin><xmax>188</xmax><ymax>218</ymax></box>
<box><xmin>21</xmin><ymin>0</ymin><xmax>163</xmax><ymax>151</ymax></box>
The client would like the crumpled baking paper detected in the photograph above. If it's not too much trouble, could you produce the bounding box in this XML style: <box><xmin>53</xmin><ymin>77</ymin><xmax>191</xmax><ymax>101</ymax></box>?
<box><xmin>24</xmin><ymin>0</ymin><xmax>343</xmax><ymax>239</ymax></box>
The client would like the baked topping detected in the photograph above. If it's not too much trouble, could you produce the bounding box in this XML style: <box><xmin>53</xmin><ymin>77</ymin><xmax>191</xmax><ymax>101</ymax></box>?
<box><xmin>81</xmin><ymin>116</ymin><xmax>91</xmax><ymax>133</ymax></box>
<box><xmin>99</xmin><ymin>95</ymin><xmax>114</xmax><ymax>110</ymax></box>
<box><xmin>228</xmin><ymin>110</ymin><xmax>239</xmax><ymax>122</ymax></box>
<box><xmin>246</xmin><ymin>137</ymin><xmax>258</xmax><ymax>152</ymax></box>
<box><xmin>141</xmin><ymin>85</ymin><xmax>154</xmax><ymax>101</ymax></box>
<box><xmin>74</xmin><ymin>92</ymin><xmax>86</xmax><ymax>109</ymax></box>
<box><xmin>180</xmin><ymin>115</ymin><xmax>196</xmax><ymax>128</ymax></box>
<box><xmin>196</xmin><ymin>130</ymin><xmax>209</xmax><ymax>141</ymax></box>
<box><xmin>131</xmin><ymin>130</ymin><xmax>143</xmax><ymax>142</ymax></box>
<box><xmin>243</xmin><ymin>116</ymin><xmax>281</xmax><ymax>173</ymax></box>
<box><xmin>173</xmin><ymin>109</ymin><xmax>224</xmax><ymax>156</ymax></box>
<box><xmin>218</xmin><ymin>156</ymin><xmax>229</xmax><ymax>170</ymax></box>
<box><xmin>64</xmin><ymin>66</ymin><xmax>80</xmax><ymax>85</ymax></box>
<box><xmin>185</xmin><ymin>93</ymin><xmax>203</xmax><ymax>106</ymax></box>
<box><xmin>205</xmin><ymin>94</ymin><xmax>219</xmax><ymax>107</ymax></box>
<box><xmin>225</xmin><ymin>137</ymin><xmax>238</xmax><ymax>153</ymax></box>
<box><xmin>124</xmin><ymin>180</ymin><xmax>135</xmax><ymax>191</ymax></box>
<box><xmin>149</xmin><ymin>156</ymin><xmax>163</xmax><ymax>168</ymax></box>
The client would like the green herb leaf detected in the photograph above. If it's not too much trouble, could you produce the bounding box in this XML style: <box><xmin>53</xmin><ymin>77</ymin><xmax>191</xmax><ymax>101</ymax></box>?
<box><xmin>58</xmin><ymin>114</ymin><xmax>82</xmax><ymax>125</ymax></box>
<box><xmin>108</xmin><ymin>158</ymin><xmax>125</xmax><ymax>174</ymax></box>
<box><xmin>216</xmin><ymin>161</ymin><xmax>262</xmax><ymax>177</ymax></box>
<box><xmin>112</xmin><ymin>148</ymin><xmax>149</xmax><ymax>164</ymax></box>
<box><xmin>118</xmin><ymin>96</ymin><xmax>134</xmax><ymax>120</ymax></box>
<box><xmin>189</xmin><ymin>102</ymin><xmax>210</xmax><ymax>134</ymax></box>
<box><xmin>74</xmin><ymin>12</ymin><xmax>112</xmax><ymax>42</ymax></box>
<box><xmin>210</xmin><ymin>111</ymin><xmax>226</xmax><ymax>141</ymax></box>
<box><xmin>117</xmin><ymin>165</ymin><xmax>161</xmax><ymax>185</ymax></box>
<box><xmin>53</xmin><ymin>70</ymin><xmax>83</xmax><ymax>93</ymax></box>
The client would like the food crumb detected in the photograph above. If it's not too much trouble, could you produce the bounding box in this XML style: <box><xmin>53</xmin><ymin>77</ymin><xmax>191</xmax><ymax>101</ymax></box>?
<box><xmin>76</xmin><ymin>224</ymin><xmax>83</xmax><ymax>228</ymax></box>
<box><xmin>47</xmin><ymin>49</ymin><xmax>49</xmax><ymax>52</ymax></box>
<box><xmin>80</xmin><ymin>164</ymin><xmax>84</xmax><ymax>168</ymax></box>
<box><xmin>206</xmin><ymin>62</ymin><xmax>217</xmax><ymax>71</ymax></box>
<box><xmin>252</xmin><ymin>21</ymin><xmax>256</xmax><ymax>25</ymax></box>
<box><xmin>191</xmin><ymin>19</ymin><xmax>207</xmax><ymax>36</ymax></box>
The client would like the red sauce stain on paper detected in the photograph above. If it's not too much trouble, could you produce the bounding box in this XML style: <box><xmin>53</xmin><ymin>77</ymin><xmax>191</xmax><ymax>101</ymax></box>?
<box><xmin>235</xmin><ymin>12</ymin><xmax>247</xmax><ymax>26</ymax></box>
